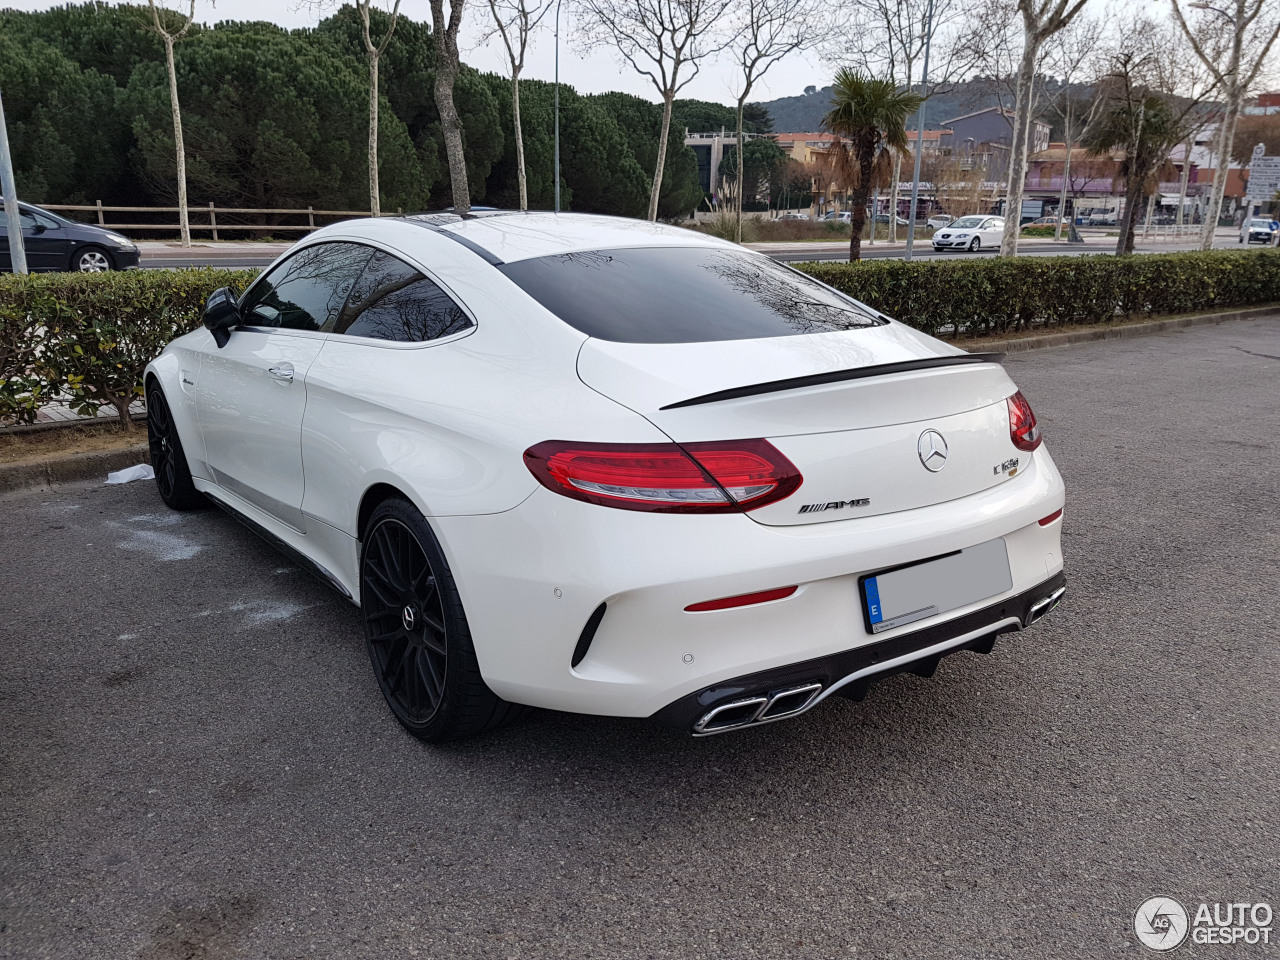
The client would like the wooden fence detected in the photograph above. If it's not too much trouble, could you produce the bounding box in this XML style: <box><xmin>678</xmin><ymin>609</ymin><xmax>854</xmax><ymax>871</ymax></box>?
<box><xmin>37</xmin><ymin>203</ymin><xmax>400</xmax><ymax>239</ymax></box>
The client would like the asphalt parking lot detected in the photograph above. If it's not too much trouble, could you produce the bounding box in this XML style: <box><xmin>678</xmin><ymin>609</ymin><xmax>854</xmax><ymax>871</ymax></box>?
<box><xmin>2</xmin><ymin>318</ymin><xmax>1278</xmax><ymax>959</ymax></box>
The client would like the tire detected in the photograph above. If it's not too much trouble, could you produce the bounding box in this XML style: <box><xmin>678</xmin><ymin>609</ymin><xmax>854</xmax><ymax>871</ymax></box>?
<box><xmin>73</xmin><ymin>246</ymin><xmax>113</xmax><ymax>272</ymax></box>
<box><xmin>145</xmin><ymin>381</ymin><xmax>205</xmax><ymax>511</ymax></box>
<box><xmin>968</xmin><ymin>237</ymin><xmax>981</xmax><ymax>252</ymax></box>
<box><xmin>360</xmin><ymin>497</ymin><xmax>522</xmax><ymax>742</ymax></box>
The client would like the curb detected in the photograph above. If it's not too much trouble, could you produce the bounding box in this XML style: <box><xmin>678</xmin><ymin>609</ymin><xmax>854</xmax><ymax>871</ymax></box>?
<box><xmin>0</xmin><ymin>443</ymin><xmax>150</xmax><ymax>494</ymax></box>
<box><xmin>990</xmin><ymin>306</ymin><xmax>1277</xmax><ymax>354</ymax></box>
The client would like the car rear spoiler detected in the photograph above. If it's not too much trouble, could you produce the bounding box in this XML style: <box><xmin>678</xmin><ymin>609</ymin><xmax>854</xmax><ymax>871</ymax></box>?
<box><xmin>659</xmin><ymin>353</ymin><xmax>1005</xmax><ymax>410</ymax></box>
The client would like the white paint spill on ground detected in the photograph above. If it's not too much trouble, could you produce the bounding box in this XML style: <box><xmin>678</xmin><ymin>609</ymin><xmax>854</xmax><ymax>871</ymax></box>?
<box><xmin>228</xmin><ymin>600</ymin><xmax>315</xmax><ymax>629</ymax></box>
<box><xmin>109</xmin><ymin>515</ymin><xmax>202</xmax><ymax>561</ymax></box>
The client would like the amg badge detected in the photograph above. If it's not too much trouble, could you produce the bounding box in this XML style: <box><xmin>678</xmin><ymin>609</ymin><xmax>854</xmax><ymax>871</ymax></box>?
<box><xmin>798</xmin><ymin>498</ymin><xmax>871</xmax><ymax>514</ymax></box>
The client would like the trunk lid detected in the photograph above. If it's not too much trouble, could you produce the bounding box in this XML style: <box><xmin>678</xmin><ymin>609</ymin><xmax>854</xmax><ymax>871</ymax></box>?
<box><xmin>577</xmin><ymin>326</ymin><xmax>1027</xmax><ymax>526</ymax></box>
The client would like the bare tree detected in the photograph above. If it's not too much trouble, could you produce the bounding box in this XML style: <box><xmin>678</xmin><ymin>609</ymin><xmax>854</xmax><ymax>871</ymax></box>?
<box><xmin>579</xmin><ymin>0</ymin><xmax>737</xmax><ymax>220</ymax></box>
<box><xmin>146</xmin><ymin>0</ymin><xmax>198</xmax><ymax>248</ymax></box>
<box><xmin>727</xmin><ymin>0</ymin><xmax>821</xmax><ymax>241</ymax></box>
<box><xmin>998</xmin><ymin>0</ymin><xmax>1089</xmax><ymax>257</ymax></box>
<box><xmin>430</xmin><ymin>0</ymin><xmax>471</xmax><ymax>212</ymax></box>
<box><xmin>360</xmin><ymin>0</ymin><xmax>402</xmax><ymax>218</ymax></box>
<box><xmin>1040</xmin><ymin>14</ymin><xmax>1104</xmax><ymax>240</ymax></box>
<box><xmin>483</xmin><ymin>0</ymin><xmax>554</xmax><ymax>209</ymax></box>
<box><xmin>1170</xmin><ymin>0</ymin><xmax>1280</xmax><ymax>249</ymax></box>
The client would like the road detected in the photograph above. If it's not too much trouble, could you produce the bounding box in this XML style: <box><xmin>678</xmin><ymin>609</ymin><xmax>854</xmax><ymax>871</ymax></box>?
<box><xmin>137</xmin><ymin>229</ymin><xmax>1252</xmax><ymax>269</ymax></box>
<box><xmin>3</xmin><ymin>318</ymin><xmax>1279</xmax><ymax>958</ymax></box>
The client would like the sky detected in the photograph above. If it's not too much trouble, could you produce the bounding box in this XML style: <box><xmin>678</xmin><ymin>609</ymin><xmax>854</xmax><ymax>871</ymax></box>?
<box><xmin>3</xmin><ymin>0</ymin><xmax>834</xmax><ymax>108</ymax></box>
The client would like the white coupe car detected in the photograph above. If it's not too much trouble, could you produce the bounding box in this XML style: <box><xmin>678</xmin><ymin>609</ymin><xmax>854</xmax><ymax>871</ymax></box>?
<box><xmin>931</xmin><ymin>215</ymin><xmax>1005</xmax><ymax>252</ymax></box>
<box><xmin>145</xmin><ymin>212</ymin><xmax>1065</xmax><ymax>741</ymax></box>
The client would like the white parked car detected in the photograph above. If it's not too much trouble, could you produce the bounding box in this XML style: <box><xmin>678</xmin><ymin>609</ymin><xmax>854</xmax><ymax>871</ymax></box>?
<box><xmin>145</xmin><ymin>212</ymin><xmax>1066</xmax><ymax>741</ymax></box>
<box><xmin>932</xmin><ymin>215</ymin><xmax>1005</xmax><ymax>252</ymax></box>
<box><xmin>927</xmin><ymin>215</ymin><xmax>953</xmax><ymax>230</ymax></box>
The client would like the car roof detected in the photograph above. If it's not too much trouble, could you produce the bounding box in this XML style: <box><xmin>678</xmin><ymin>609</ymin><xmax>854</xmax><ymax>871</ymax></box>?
<box><xmin>384</xmin><ymin>211</ymin><xmax>738</xmax><ymax>264</ymax></box>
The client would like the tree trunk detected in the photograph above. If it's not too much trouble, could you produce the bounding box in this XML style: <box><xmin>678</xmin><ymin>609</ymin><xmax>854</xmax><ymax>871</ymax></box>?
<box><xmin>1142</xmin><ymin>191</ymin><xmax>1156</xmax><ymax>240</ymax></box>
<box><xmin>368</xmin><ymin>54</ymin><xmax>381</xmax><ymax>218</ymax></box>
<box><xmin>1175</xmin><ymin>138</ymin><xmax>1192</xmax><ymax>236</ymax></box>
<box><xmin>434</xmin><ymin>53</ymin><xmax>470</xmax><ymax>213</ymax></box>
<box><xmin>1116</xmin><ymin>171</ymin><xmax>1144</xmax><ymax>255</ymax></box>
<box><xmin>648</xmin><ymin>93</ymin><xmax>674</xmax><ymax>222</ymax></box>
<box><xmin>735</xmin><ymin>100</ymin><xmax>745</xmax><ymax>243</ymax></box>
<box><xmin>1000</xmin><ymin>33</ymin><xmax>1041</xmax><ymax>257</ymax></box>
<box><xmin>888</xmin><ymin>153</ymin><xmax>901</xmax><ymax>242</ymax></box>
<box><xmin>512</xmin><ymin>74</ymin><xmax>527</xmax><ymax>211</ymax></box>
<box><xmin>1055</xmin><ymin>131</ymin><xmax>1072</xmax><ymax>242</ymax></box>
<box><xmin>164</xmin><ymin>36</ymin><xmax>191</xmax><ymax>248</ymax></box>
<box><xmin>1200</xmin><ymin>92</ymin><xmax>1241</xmax><ymax>250</ymax></box>
<box><xmin>847</xmin><ymin>146</ymin><xmax>873</xmax><ymax>261</ymax></box>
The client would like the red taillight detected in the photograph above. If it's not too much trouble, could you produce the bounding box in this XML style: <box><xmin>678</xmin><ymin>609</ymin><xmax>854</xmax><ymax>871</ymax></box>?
<box><xmin>523</xmin><ymin>439</ymin><xmax>803</xmax><ymax>513</ymax></box>
<box><xmin>1007</xmin><ymin>390</ymin><xmax>1042</xmax><ymax>452</ymax></box>
<box><xmin>685</xmin><ymin>586</ymin><xmax>798</xmax><ymax>612</ymax></box>
<box><xmin>1038</xmin><ymin>508</ymin><xmax>1063</xmax><ymax>526</ymax></box>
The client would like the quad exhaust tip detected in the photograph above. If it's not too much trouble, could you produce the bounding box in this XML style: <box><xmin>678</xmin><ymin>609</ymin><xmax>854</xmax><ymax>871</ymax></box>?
<box><xmin>692</xmin><ymin>682</ymin><xmax>823</xmax><ymax>736</ymax></box>
<box><xmin>1026</xmin><ymin>585</ymin><xmax>1066</xmax><ymax>626</ymax></box>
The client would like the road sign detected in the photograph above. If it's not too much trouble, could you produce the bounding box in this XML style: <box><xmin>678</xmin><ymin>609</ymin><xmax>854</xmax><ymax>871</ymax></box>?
<box><xmin>1246</xmin><ymin>156</ymin><xmax>1280</xmax><ymax>200</ymax></box>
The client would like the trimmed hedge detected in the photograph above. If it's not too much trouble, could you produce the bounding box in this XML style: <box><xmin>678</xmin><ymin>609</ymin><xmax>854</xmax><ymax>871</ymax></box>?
<box><xmin>2</xmin><ymin>250</ymin><xmax>1278</xmax><ymax>426</ymax></box>
<box><xmin>0</xmin><ymin>268</ymin><xmax>258</xmax><ymax>426</ymax></box>
<box><xmin>797</xmin><ymin>250</ymin><xmax>1280</xmax><ymax>338</ymax></box>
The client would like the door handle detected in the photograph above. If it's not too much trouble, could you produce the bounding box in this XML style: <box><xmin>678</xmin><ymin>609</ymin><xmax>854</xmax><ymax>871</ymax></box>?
<box><xmin>268</xmin><ymin>363</ymin><xmax>295</xmax><ymax>383</ymax></box>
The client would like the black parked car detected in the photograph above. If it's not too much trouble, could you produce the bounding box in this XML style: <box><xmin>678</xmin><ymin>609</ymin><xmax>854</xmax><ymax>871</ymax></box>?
<box><xmin>0</xmin><ymin>200</ymin><xmax>140</xmax><ymax>272</ymax></box>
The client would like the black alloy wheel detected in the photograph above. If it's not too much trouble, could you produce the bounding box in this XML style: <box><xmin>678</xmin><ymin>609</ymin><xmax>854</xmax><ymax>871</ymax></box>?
<box><xmin>360</xmin><ymin>498</ymin><xmax>522</xmax><ymax>742</ymax></box>
<box><xmin>363</xmin><ymin>516</ymin><xmax>449</xmax><ymax>725</ymax></box>
<box><xmin>145</xmin><ymin>381</ymin><xmax>204</xmax><ymax>510</ymax></box>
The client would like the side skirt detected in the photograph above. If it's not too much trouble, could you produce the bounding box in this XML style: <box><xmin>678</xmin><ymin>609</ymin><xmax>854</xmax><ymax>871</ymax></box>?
<box><xmin>203</xmin><ymin>489</ymin><xmax>354</xmax><ymax>602</ymax></box>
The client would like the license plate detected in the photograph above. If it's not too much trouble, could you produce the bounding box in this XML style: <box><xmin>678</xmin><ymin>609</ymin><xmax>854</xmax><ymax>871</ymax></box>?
<box><xmin>860</xmin><ymin>539</ymin><xmax>1012</xmax><ymax>634</ymax></box>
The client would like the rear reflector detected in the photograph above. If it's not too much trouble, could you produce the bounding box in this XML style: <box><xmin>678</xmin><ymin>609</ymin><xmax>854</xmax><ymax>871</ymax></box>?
<box><xmin>523</xmin><ymin>439</ymin><xmax>802</xmax><ymax>513</ymax></box>
<box><xmin>1038</xmin><ymin>508</ymin><xmax>1063</xmax><ymax>526</ymax></box>
<box><xmin>685</xmin><ymin>586</ymin><xmax>798</xmax><ymax>612</ymax></box>
<box><xmin>1008</xmin><ymin>391</ymin><xmax>1043</xmax><ymax>452</ymax></box>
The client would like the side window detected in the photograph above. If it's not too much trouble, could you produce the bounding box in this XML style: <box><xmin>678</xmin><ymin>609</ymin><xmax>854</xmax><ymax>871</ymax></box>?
<box><xmin>239</xmin><ymin>242</ymin><xmax>372</xmax><ymax>332</ymax></box>
<box><xmin>330</xmin><ymin>249</ymin><xmax>474</xmax><ymax>343</ymax></box>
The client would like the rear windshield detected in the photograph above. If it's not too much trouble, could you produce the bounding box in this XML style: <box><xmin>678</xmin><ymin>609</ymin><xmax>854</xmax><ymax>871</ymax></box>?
<box><xmin>497</xmin><ymin>246</ymin><xmax>884</xmax><ymax>343</ymax></box>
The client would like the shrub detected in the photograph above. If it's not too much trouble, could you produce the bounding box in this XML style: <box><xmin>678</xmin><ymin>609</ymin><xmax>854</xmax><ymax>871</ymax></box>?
<box><xmin>0</xmin><ymin>268</ymin><xmax>258</xmax><ymax>426</ymax></box>
<box><xmin>796</xmin><ymin>249</ymin><xmax>1280</xmax><ymax>338</ymax></box>
<box><xmin>2</xmin><ymin>250</ymin><xmax>1278</xmax><ymax>427</ymax></box>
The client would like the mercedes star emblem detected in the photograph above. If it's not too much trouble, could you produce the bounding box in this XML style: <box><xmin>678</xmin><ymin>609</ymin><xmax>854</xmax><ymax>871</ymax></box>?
<box><xmin>918</xmin><ymin>429</ymin><xmax>949</xmax><ymax>472</ymax></box>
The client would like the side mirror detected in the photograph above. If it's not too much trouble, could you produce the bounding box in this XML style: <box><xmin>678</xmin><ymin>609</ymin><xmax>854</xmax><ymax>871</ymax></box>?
<box><xmin>31</xmin><ymin>223</ymin><xmax>46</xmax><ymax>235</ymax></box>
<box><xmin>202</xmin><ymin>286</ymin><xmax>241</xmax><ymax>349</ymax></box>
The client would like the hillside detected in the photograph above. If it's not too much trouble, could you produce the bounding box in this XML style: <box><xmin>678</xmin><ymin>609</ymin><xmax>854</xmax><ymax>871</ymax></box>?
<box><xmin>756</xmin><ymin>77</ymin><xmax>1069</xmax><ymax>134</ymax></box>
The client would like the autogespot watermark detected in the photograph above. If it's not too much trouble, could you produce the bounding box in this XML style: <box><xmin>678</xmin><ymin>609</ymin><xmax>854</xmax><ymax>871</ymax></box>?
<box><xmin>1135</xmin><ymin>896</ymin><xmax>1274</xmax><ymax>951</ymax></box>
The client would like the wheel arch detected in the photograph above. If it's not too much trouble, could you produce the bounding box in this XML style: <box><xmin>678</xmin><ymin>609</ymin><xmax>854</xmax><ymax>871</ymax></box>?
<box><xmin>358</xmin><ymin>481</ymin><xmax>423</xmax><ymax>542</ymax></box>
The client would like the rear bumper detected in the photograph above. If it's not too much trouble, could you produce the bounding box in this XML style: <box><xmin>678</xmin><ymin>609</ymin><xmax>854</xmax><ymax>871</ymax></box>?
<box><xmin>432</xmin><ymin>447</ymin><xmax>1065</xmax><ymax>719</ymax></box>
<box><xmin>651</xmin><ymin>571</ymin><xmax>1066</xmax><ymax>734</ymax></box>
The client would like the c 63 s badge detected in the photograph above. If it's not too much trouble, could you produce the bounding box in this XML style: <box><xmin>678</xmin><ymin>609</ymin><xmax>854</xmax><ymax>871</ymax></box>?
<box><xmin>993</xmin><ymin>457</ymin><xmax>1020</xmax><ymax>477</ymax></box>
<box><xmin>798</xmin><ymin>498</ymin><xmax>870</xmax><ymax>514</ymax></box>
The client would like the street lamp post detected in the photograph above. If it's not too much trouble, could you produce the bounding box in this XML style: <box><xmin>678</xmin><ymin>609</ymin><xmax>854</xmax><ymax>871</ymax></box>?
<box><xmin>904</xmin><ymin>0</ymin><xmax>937</xmax><ymax>260</ymax></box>
<box><xmin>0</xmin><ymin>86</ymin><xmax>28</xmax><ymax>275</ymax></box>
<box><xmin>554</xmin><ymin>0</ymin><xmax>563</xmax><ymax>213</ymax></box>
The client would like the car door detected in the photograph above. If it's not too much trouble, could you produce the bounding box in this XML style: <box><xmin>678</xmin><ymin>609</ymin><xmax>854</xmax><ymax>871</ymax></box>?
<box><xmin>22</xmin><ymin>208</ymin><xmax>71</xmax><ymax>270</ymax></box>
<box><xmin>0</xmin><ymin>206</ymin><xmax>61</xmax><ymax>271</ymax></box>
<box><xmin>983</xmin><ymin>218</ymin><xmax>1004</xmax><ymax>245</ymax></box>
<box><xmin>195</xmin><ymin>240</ymin><xmax>372</xmax><ymax>531</ymax></box>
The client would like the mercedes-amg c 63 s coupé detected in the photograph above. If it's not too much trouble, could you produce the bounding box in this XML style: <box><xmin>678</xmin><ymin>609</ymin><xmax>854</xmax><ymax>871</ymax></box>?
<box><xmin>145</xmin><ymin>212</ymin><xmax>1066</xmax><ymax>741</ymax></box>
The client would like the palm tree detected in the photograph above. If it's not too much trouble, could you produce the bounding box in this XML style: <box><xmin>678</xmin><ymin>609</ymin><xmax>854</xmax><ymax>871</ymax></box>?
<box><xmin>1083</xmin><ymin>53</ymin><xmax>1197</xmax><ymax>256</ymax></box>
<box><xmin>821</xmin><ymin>70</ymin><xmax>923</xmax><ymax>261</ymax></box>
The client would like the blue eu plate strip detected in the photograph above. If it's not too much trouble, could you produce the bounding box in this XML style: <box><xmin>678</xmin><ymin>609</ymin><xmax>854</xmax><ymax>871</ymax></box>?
<box><xmin>864</xmin><ymin>577</ymin><xmax>883</xmax><ymax>624</ymax></box>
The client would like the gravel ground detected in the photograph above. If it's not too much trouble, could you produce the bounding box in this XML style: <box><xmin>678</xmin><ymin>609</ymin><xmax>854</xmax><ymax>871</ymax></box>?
<box><xmin>1</xmin><ymin>317</ymin><xmax>1278</xmax><ymax>959</ymax></box>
